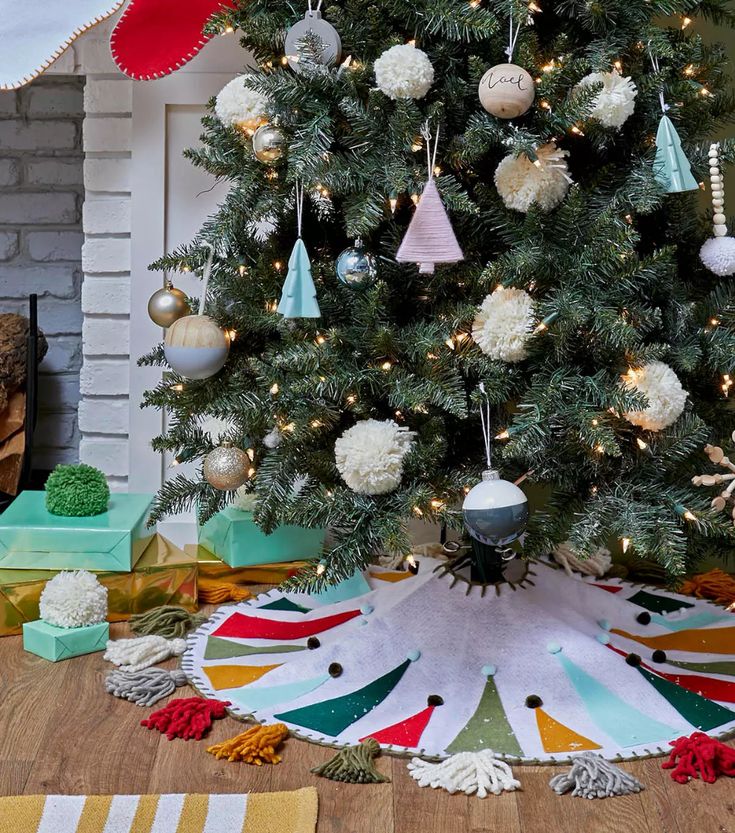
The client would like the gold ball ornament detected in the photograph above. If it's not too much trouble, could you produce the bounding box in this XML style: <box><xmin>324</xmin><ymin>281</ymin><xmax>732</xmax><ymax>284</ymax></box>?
<box><xmin>147</xmin><ymin>280</ymin><xmax>191</xmax><ymax>328</ymax></box>
<box><xmin>204</xmin><ymin>442</ymin><xmax>250</xmax><ymax>491</ymax></box>
<box><xmin>478</xmin><ymin>63</ymin><xmax>535</xmax><ymax>119</ymax></box>
<box><xmin>252</xmin><ymin>124</ymin><xmax>285</xmax><ymax>163</ymax></box>
<box><xmin>163</xmin><ymin>315</ymin><xmax>230</xmax><ymax>380</ymax></box>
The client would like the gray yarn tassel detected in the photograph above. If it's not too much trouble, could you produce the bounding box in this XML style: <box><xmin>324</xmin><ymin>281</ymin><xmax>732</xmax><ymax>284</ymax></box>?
<box><xmin>549</xmin><ymin>753</ymin><xmax>644</xmax><ymax>799</ymax></box>
<box><xmin>105</xmin><ymin>667</ymin><xmax>188</xmax><ymax>707</ymax></box>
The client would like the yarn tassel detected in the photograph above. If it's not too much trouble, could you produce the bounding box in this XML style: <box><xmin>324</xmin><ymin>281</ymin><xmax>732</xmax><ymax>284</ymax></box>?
<box><xmin>141</xmin><ymin>696</ymin><xmax>230</xmax><ymax>740</ymax></box>
<box><xmin>680</xmin><ymin>569</ymin><xmax>735</xmax><ymax>608</ymax></box>
<box><xmin>129</xmin><ymin>605</ymin><xmax>207</xmax><ymax>638</ymax></box>
<box><xmin>407</xmin><ymin>750</ymin><xmax>521</xmax><ymax>798</ymax></box>
<box><xmin>662</xmin><ymin>732</ymin><xmax>735</xmax><ymax>783</ymax></box>
<box><xmin>198</xmin><ymin>576</ymin><xmax>252</xmax><ymax>604</ymax></box>
<box><xmin>553</xmin><ymin>543</ymin><xmax>612</xmax><ymax>578</ymax></box>
<box><xmin>105</xmin><ymin>667</ymin><xmax>188</xmax><ymax>706</ymax></box>
<box><xmin>103</xmin><ymin>635</ymin><xmax>187</xmax><ymax>673</ymax></box>
<box><xmin>549</xmin><ymin>752</ymin><xmax>644</xmax><ymax>798</ymax></box>
<box><xmin>207</xmin><ymin>723</ymin><xmax>289</xmax><ymax>765</ymax></box>
<box><xmin>311</xmin><ymin>738</ymin><xmax>389</xmax><ymax>784</ymax></box>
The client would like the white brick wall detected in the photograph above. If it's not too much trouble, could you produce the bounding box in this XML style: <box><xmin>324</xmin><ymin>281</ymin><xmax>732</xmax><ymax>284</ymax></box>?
<box><xmin>0</xmin><ymin>75</ymin><xmax>84</xmax><ymax>469</ymax></box>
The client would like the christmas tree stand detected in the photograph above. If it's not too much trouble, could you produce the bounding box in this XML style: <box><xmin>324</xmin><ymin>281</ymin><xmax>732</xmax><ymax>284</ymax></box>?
<box><xmin>183</xmin><ymin>556</ymin><xmax>735</xmax><ymax>764</ymax></box>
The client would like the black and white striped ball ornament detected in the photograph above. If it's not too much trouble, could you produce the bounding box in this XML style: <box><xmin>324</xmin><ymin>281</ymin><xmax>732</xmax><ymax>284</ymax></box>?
<box><xmin>462</xmin><ymin>469</ymin><xmax>529</xmax><ymax>547</ymax></box>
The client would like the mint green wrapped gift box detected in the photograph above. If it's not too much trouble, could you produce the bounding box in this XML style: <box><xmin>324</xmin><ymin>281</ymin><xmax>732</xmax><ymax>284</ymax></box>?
<box><xmin>198</xmin><ymin>506</ymin><xmax>325</xmax><ymax>567</ymax></box>
<box><xmin>0</xmin><ymin>491</ymin><xmax>154</xmax><ymax>572</ymax></box>
<box><xmin>22</xmin><ymin>619</ymin><xmax>109</xmax><ymax>662</ymax></box>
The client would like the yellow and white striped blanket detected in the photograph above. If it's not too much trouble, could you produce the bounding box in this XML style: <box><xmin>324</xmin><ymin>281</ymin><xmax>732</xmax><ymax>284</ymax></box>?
<box><xmin>0</xmin><ymin>788</ymin><xmax>317</xmax><ymax>833</ymax></box>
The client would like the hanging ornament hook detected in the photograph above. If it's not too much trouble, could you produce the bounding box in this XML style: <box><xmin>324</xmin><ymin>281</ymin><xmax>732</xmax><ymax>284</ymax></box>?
<box><xmin>420</xmin><ymin>121</ymin><xmax>441</xmax><ymax>181</ymax></box>
<box><xmin>295</xmin><ymin>179</ymin><xmax>305</xmax><ymax>238</ymax></box>
<box><xmin>505</xmin><ymin>0</ymin><xmax>520</xmax><ymax>61</ymax></box>
<box><xmin>647</xmin><ymin>45</ymin><xmax>669</xmax><ymax>113</ymax></box>
<box><xmin>478</xmin><ymin>382</ymin><xmax>493</xmax><ymax>471</ymax></box>
<box><xmin>198</xmin><ymin>242</ymin><xmax>215</xmax><ymax>317</ymax></box>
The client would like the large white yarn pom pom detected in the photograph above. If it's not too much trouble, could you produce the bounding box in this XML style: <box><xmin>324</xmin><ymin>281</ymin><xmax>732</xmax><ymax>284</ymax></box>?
<box><xmin>215</xmin><ymin>76</ymin><xmax>269</xmax><ymax>132</ymax></box>
<box><xmin>700</xmin><ymin>236</ymin><xmax>735</xmax><ymax>277</ymax></box>
<box><xmin>575</xmin><ymin>69</ymin><xmax>637</xmax><ymax>129</ymax></box>
<box><xmin>374</xmin><ymin>44</ymin><xmax>434</xmax><ymax>100</ymax></box>
<box><xmin>494</xmin><ymin>143</ymin><xmax>571</xmax><ymax>213</ymax></box>
<box><xmin>39</xmin><ymin>570</ymin><xmax>108</xmax><ymax>628</ymax></box>
<box><xmin>472</xmin><ymin>287</ymin><xmax>535</xmax><ymax>363</ymax></box>
<box><xmin>335</xmin><ymin>419</ymin><xmax>414</xmax><ymax>494</ymax></box>
<box><xmin>623</xmin><ymin>361</ymin><xmax>687</xmax><ymax>432</ymax></box>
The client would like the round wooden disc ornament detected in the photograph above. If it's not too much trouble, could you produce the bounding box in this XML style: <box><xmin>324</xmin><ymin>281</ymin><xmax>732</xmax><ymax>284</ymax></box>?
<box><xmin>285</xmin><ymin>9</ymin><xmax>341</xmax><ymax>73</ymax></box>
<box><xmin>164</xmin><ymin>315</ymin><xmax>230</xmax><ymax>380</ymax></box>
<box><xmin>478</xmin><ymin>63</ymin><xmax>535</xmax><ymax>119</ymax></box>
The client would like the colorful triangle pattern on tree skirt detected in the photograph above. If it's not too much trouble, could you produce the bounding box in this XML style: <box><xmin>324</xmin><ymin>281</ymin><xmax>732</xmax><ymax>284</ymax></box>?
<box><xmin>183</xmin><ymin>558</ymin><xmax>735</xmax><ymax>763</ymax></box>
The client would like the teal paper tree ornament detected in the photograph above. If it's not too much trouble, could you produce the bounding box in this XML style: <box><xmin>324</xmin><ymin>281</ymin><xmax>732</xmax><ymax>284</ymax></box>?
<box><xmin>277</xmin><ymin>237</ymin><xmax>321</xmax><ymax>318</ymax></box>
<box><xmin>653</xmin><ymin>115</ymin><xmax>698</xmax><ymax>194</ymax></box>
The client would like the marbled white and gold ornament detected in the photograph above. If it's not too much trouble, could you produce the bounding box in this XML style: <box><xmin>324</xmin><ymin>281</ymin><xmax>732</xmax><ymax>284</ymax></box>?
<box><xmin>204</xmin><ymin>442</ymin><xmax>250</xmax><ymax>490</ymax></box>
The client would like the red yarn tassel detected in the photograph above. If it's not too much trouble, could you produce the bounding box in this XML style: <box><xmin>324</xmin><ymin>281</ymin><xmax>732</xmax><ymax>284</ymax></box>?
<box><xmin>662</xmin><ymin>732</ymin><xmax>735</xmax><ymax>783</ymax></box>
<box><xmin>141</xmin><ymin>697</ymin><xmax>230</xmax><ymax>741</ymax></box>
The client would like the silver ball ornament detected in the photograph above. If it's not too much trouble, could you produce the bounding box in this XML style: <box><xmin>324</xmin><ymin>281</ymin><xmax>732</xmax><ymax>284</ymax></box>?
<box><xmin>285</xmin><ymin>10</ymin><xmax>341</xmax><ymax>73</ymax></box>
<box><xmin>462</xmin><ymin>469</ymin><xmax>529</xmax><ymax>546</ymax></box>
<box><xmin>147</xmin><ymin>281</ymin><xmax>190</xmax><ymax>328</ymax></box>
<box><xmin>252</xmin><ymin>124</ymin><xmax>286</xmax><ymax>163</ymax></box>
<box><xmin>204</xmin><ymin>442</ymin><xmax>250</xmax><ymax>490</ymax></box>
<box><xmin>336</xmin><ymin>240</ymin><xmax>378</xmax><ymax>289</ymax></box>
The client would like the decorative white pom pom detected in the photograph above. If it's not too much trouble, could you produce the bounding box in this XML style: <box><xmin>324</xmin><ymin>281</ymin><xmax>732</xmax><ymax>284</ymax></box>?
<box><xmin>39</xmin><ymin>570</ymin><xmax>108</xmax><ymax>628</ymax></box>
<box><xmin>215</xmin><ymin>76</ymin><xmax>269</xmax><ymax>132</ymax></box>
<box><xmin>231</xmin><ymin>486</ymin><xmax>258</xmax><ymax>512</ymax></box>
<box><xmin>263</xmin><ymin>426</ymin><xmax>282</xmax><ymax>449</ymax></box>
<box><xmin>575</xmin><ymin>69</ymin><xmax>637</xmax><ymax>129</ymax></box>
<box><xmin>199</xmin><ymin>415</ymin><xmax>236</xmax><ymax>442</ymax></box>
<box><xmin>374</xmin><ymin>44</ymin><xmax>434</xmax><ymax>100</ymax></box>
<box><xmin>335</xmin><ymin>419</ymin><xmax>414</xmax><ymax>494</ymax></box>
<box><xmin>623</xmin><ymin>361</ymin><xmax>687</xmax><ymax>432</ymax></box>
<box><xmin>472</xmin><ymin>287</ymin><xmax>535</xmax><ymax>363</ymax></box>
<box><xmin>700</xmin><ymin>236</ymin><xmax>735</xmax><ymax>277</ymax></box>
<box><xmin>494</xmin><ymin>143</ymin><xmax>571</xmax><ymax>213</ymax></box>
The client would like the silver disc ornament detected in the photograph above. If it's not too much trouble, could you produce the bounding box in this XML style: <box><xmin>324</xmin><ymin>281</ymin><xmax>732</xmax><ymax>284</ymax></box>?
<box><xmin>336</xmin><ymin>239</ymin><xmax>378</xmax><ymax>289</ymax></box>
<box><xmin>285</xmin><ymin>10</ymin><xmax>341</xmax><ymax>73</ymax></box>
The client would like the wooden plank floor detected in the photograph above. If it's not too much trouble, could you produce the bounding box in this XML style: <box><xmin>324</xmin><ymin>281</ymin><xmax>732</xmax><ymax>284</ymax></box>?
<box><xmin>1</xmin><ymin>614</ymin><xmax>734</xmax><ymax>833</ymax></box>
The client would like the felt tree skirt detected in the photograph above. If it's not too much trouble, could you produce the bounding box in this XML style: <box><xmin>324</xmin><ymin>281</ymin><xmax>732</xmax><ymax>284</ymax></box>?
<box><xmin>182</xmin><ymin>558</ymin><xmax>735</xmax><ymax>763</ymax></box>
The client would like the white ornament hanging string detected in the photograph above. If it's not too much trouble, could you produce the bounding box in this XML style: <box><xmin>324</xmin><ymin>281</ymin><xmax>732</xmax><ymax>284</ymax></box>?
<box><xmin>421</xmin><ymin>121</ymin><xmax>441</xmax><ymax>182</ymax></box>
<box><xmin>505</xmin><ymin>0</ymin><xmax>520</xmax><ymax>61</ymax></box>
<box><xmin>647</xmin><ymin>48</ymin><xmax>669</xmax><ymax>114</ymax></box>
<box><xmin>307</xmin><ymin>0</ymin><xmax>323</xmax><ymax>13</ymax></box>
<box><xmin>198</xmin><ymin>242</ymin><xmax>215</xmax><ymax>316</ymax></box>
<box><xmin>478</xmin><ymin>382</ymin><xmax>493</xmax><ymax>470</ymax></box>
<box><xmin>295</xmin><ymin>179</ymin><xmax>305</xmax><ymax>238</ymax></box>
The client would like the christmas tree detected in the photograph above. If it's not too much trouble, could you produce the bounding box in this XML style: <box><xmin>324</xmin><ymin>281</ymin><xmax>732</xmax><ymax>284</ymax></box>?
<box><xmin>141</xmin><ymin>0</ymin><xmax>735</xmax><ymax>587</ymax></box>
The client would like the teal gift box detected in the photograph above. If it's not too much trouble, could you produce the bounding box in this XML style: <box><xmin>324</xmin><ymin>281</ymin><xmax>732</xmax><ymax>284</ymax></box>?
<box><xmin>198</xmin><ymin>506</ymin><xmax>325</xmax><ymax>567</ymax></box>
<box><xmin>22</xmin><ymin>619</ymin><xmax>109</xmax><ymax>662</ymax></box>
<box><xmin>0</xmin><ymin>491</ymin><xmax>154</xmax><ymax>572</ymax></box>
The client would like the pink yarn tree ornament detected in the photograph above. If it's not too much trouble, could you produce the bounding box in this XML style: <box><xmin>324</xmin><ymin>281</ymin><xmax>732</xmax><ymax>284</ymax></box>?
<box><xmin>396</xmin><ymin>126</ymin><xmax>463</xmax><ymax>274</ymax></box>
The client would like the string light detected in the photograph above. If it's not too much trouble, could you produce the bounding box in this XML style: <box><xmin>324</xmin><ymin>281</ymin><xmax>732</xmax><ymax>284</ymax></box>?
<box><xmin>681</xmin><ymin>16</ymin><xmax>692</xmax><ymax>28</ymax></box>
<box><xmin>591</xmin><ymin>418</ymin><xmax>599</xmax><ymax>426</ymax></box>
<box><xmin>316</xmin><ymin>562</ymin><xmax>326</xmax><ymax>576</ymax></box>
<box><xmin>710</xmin><ymin>318</ymin><xmax>721</xmax><ymax>326</ymax></box>
<box><xmin>227</xmin><ymin>329</ymin><xmax>237</xmax><ymax>341</ymax></box>
<box><xmin>170</xmin><ymin>384</ymin><xmax>184</xmax><ymax>392</ymax></box>
<box><xmin>381</xmin><ymin>361</ymin><xmax>393</xmax><ymax>371</ymax></box>
<box><xmin>495</xmin><ymin>429</ymin><xmax>510</xmax><ymax>440</ymax></box>
<box><xmin>636</xmin><ymin>437</ymin><xmax>648</xmax><ymax>450</ymax></box>
<box><xmin>621</xmin><ymin>537</ymin><xmax>631</xmax><ymax>553</ymax></box>
<box><xmin>406</xmin><ymin>553</ymin><xmax>417</xmax><ymax>569</ymax></box>
<box><xmin>722</xmin><ymin>374</ymin><xmax>732</xmax><ymax>397</ymax></box>
<box><xmin>270</xmin><ymin>383</ymin><xmax>279</xmax><ymax>395</ymax></box>
<box><xmin>239</xmin><ymin>264</ymin><xmax>246</xmax><ymax>277</ymax></box>
<box><xmin>389</xmin><ymin>197</ymin><xmax>398</xmax><ymax>214</ymax></box>
<box><xmin>613</xmin><ymin>60</ymin><xmax>622</xmax><ymax>71</ymax></box>
<box><xmin>675</xmin><ymin>503</ymin><xmax>697</xmax><ymax>522</ymax></box>
<box><xmin>571</xmin><ymin>125</ymin><xmax>585</xmax><ymax>136</ymax></box>
<box><xmin>445</xmin><ymin>337</ymin><xmax>455</xmax><ymax>350</ymax></box>
<box><xmin>534</xmin><ymin>312</ymin><xmax>558</xmax><ymax>334</ymax></box>
<box><xmin>411</xmin><ymin>193</ymin><xmax>420</xmax><ymax>205</ymax></box>
<box><xmin>700</xmin><ymin>87</ymin><xmax>712</xmax><ymax>97</ymax></box>
<box><xmin>539</xmin><ymin>100</ymin><xmax>551</xmax><ymax>110</ymax></box>
<box><xmin>430</xmin><ymin>499</ymin><xmax>445</xmax><ymax>510</ymax></box>
<box><xmin>248</xmin><ymin>467</ymin><xmax>256</xmax><ymax>478</ymax></box>
<box><xmin>594</xmin><ymin>443</ymin><xmax>605</xmax><ymax>454</ymax></box>
<box><xmin>273</xmin><ymin>260</ymin><xmax>283</xmax><ymax>271</ymax></box>
<box><xmin>315</xmin><ymin>334</ymin><xmax>326</xmax><ymax>345</ymax></box>
<box><xmin>542</xmin><ymin>60</ymin><xmax>555</xmax><ymax>73</ymax></box>
<box><xmin>346</xmin><ymin>393</ymin><xmax>357</xmax><ymax>404</ymax></box>
<box><xmin>684</xmin><ymin>64</ymin><xmax>695</xmax><ymax>76</ymax></box>
<box><xmin>528</xmin><ymin>1</ymin><xmax>541</xmax><ymax>10</ymax></box>
<box><xmin>310</xmin><ymin>419</ymin><xmax>323</xmax><ymax>428</ymax></box>
<box><xmin>413</xmin><ymin>506</ymin><xmax>424</xmax><ymax>517</ymax></box>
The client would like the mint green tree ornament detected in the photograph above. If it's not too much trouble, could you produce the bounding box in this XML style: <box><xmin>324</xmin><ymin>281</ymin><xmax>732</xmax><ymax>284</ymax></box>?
<box><xmin>278</xmin><ymin>182</ymin><xmax>321</xmax><ymax>318</ymax></box>
<box><xmin>653</xmin><ymin>115</ymin><xmax>698</xmax><ymax>193</ymax></box>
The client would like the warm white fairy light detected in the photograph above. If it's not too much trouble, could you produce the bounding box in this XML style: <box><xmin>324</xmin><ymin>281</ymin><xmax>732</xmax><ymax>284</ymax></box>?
<box><xmin>496</xmin><ymin>429</ymin><xmax>510</xmax><ymax>440</ymax></box>
<box><xmin>316</xmin><ymin>562</ymin><xmax>326</xmax><ymax>576</ymax></box>
<box><xmin>621</xmin><ymin>537</ymin><xmax>631</xmax><ymax>553</ymax></box>
<box><xmin>681</xmin><ymin>16</ymin><xmax>692</xmax><ymax>28</ymax></box>
<box><xmin>270</xmin><ymin>382</ymin><xmax>279</xmax><ymax>395</ymax></box>
<box><xmin>246</xmin><ymin>448</ymin><xmax>255</xmax><ymax>461</ymax></box>
<box><xmin>722</xmin><ymin>374</ymin><xmax>732</xmax><ymax>397</ymax></box>
<box><xmin>381</xmin><ymin>361</ymin><xmax>393</xmax><ymax>371</ymax></box>
<box><xmin>636</xmin><ymin>437</ymin><xmax>648</xmax><ymax>450</ymax></box>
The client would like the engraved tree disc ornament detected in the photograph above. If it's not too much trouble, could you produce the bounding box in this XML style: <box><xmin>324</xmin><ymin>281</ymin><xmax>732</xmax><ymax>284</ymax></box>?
<box><xmin>284</xmin><ymin>1</ymin><xmax>341</xmax><ymax>73</ymax></box>
<box><xmin>478</xmin><ymin>63</ymin><xmax>535</xmax><ymax>119</ymax></box>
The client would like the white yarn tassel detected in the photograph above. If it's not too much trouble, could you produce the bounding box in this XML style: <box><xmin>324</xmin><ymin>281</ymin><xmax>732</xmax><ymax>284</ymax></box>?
<box><xmin>103</xmin><ymin>635</ymin><xmax>187</xmax><ymax>673</ymax></box>
<box><xmin>553</xmin><ymin>543</ymin><xmax>612</xmax><ymax>578</ymax></box>
<box><xmin>549</xmin><ymin>752</ymin><xmax>644</xmax><ymax>798</ymax></box>
<box><xmin>408</xmin><ymin>751</ymin><xmax>521</xmax><ymax>798</ymax></box>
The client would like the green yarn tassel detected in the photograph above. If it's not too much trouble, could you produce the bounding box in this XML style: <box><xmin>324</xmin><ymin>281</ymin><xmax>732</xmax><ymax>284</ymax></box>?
<box><xmin>311</xmin><ymin>738</ymin><xmax>390</xmax><ymax>784</ymax></box>
<box><xmin>129</xmin><ymin>606</ymin><xmax>206</xmax><ymax>639</ymax></box>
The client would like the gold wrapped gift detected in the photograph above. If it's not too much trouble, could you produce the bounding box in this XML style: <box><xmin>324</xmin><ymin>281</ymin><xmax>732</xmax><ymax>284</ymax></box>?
<box><xmin>188</xmin><ymin>544</ymin><xmax>308</xmax><ymax>584</ymax></box>
<box><xmin>0</xmin><ymin>534</ymin><xmax>197</xmax><ymax>637</ymax></box>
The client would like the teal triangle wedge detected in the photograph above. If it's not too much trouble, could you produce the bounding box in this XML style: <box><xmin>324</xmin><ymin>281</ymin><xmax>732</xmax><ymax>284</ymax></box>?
<box><xmin>225</xmin><ymin>673</ymin><xmax>332</xmax><ymax>712</ymax></box>
<box><xmin>650</xmin><ymin>610</ymin><xmax>728</xmax><ymax>632</ymax></box>
<box><xmin>259</xmin><ymin>598</ymin><xmax>312</xmax><ymax>614</ymax></box>
<box><xmin>275</xmin><ymin>659</ymin><xmax>412</xmax><ymax>736</ymax></box>
<box><xmin>555</xmin><ymin>651</ymin><xmax>681</xmax><ymax>747</ymax></box>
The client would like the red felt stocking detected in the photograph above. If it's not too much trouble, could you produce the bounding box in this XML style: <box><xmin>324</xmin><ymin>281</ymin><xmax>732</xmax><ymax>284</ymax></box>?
<box><xmin>111</xmin><ymin>0</ymin><xmax>235</xmax><ymax>80</ymax></box>
<box><xmin>141</xmin><ymin>697</ymin><xmax>230</xmax><ymax>740</ymax></box>
<box><xmin>662</xmin><ymin>732</ymin><xmax>735</xmax><ymax>783</ymax></box>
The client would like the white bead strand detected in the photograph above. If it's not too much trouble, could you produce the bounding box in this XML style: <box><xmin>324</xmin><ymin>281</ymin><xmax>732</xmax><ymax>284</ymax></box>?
<box><xmin>700</xmin><ymin>143</ymin><xmax>735</xmax><ymax>276</ymax></box>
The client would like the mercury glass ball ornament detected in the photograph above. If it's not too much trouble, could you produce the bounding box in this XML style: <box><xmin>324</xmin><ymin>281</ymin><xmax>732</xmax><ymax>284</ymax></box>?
<box><xmin>204</xmin><ymin>442</ymin><xmax>250</xmax><ymax>490</ymax></box>
<box><xmin>164</xmin><ymin>315</ymin><xmax>230</xmax><ymax>380</ymax></box>
<box><xmin>147</xmin><ymin>280</ymin><xmax>190</xmax><ymax>328</ymax></box>
<box><xmin>336</xmin><ymin>239</ymin><xmax>378</xmax><ymax>289</ymax></box>
<box><xmin>462</xmin><ymin>469</ymin><xmax>529</xmax><ymax>546</ymax></box>
<box><xmin>252</xmin><ymin>124</ymin><xmax>286</xmax><ymax>163</ymax></box>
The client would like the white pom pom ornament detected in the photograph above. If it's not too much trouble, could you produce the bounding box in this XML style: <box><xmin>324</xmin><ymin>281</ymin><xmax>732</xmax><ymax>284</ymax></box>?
<box><xmin>335</xmin><ymin>419</ymin><xmax>414</xmax><ymax>494</ymax></box>
<box><xmin>472</xmin><ymin>287</ymin><xmax>535</xmax><ymax>362</ymax></box>
<box><xmin>39</xmin><ymin>570</ymin><xmax>108</xmax><ymax>629</ymax></box>
<box><xmin>623</xmin><ymin>361</ymin><xmax>688</xmax><ymax>432</ymax></box>
<box><xmin>374</xmin><ymin>44</ymin><xmax>434</xmax><ymax>100</ymax></box>
<box><xmin>495</xmin><ymin>142</ymin><xmax>571</xmax><ymax>213</ymax></box>
<box><xmin>215</xmin><ymin>76</ymin><xmax>269</xmax><ymax>133</ymax></box>
<box><xmin>575</xmin><ymin>69</ymin><xmax>637</xmax><ymax>129</ymax></box>
<box><xmin>700</xmin><ymin>143</ymin><xmax>735</xmax><ymax>276</ymax></box>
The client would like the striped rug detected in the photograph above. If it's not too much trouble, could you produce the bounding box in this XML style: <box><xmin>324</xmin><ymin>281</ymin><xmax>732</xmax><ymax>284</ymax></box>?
<box><xmin>0</xmin><ymin>788</ymin><xmax>318</xmax><ymax>833</ymax></box>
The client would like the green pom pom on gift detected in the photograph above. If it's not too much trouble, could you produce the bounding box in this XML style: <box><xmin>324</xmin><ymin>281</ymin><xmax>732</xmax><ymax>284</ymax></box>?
<box><xmin>45</xmin><ymin>463</ymin><xmax>110</xmax><ymax>517</ymax></box>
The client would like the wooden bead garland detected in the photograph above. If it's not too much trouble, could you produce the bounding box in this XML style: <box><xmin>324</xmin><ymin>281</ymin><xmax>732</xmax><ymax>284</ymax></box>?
<box><xmin>699</xmin><ymin>143</ymin><xmax>735</xmax><ymax>277</ymax></box>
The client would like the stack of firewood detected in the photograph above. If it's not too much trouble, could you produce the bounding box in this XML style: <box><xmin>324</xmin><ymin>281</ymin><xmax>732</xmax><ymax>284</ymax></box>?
<box><xmin>0</xmin><ymin>314</ymin><xmax>47</xmax><ymax>495</ymax></box>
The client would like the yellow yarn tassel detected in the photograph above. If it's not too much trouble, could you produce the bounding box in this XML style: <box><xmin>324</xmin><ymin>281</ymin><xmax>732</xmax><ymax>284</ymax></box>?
<box><xmin>206</xmin><ymin>723</ymin><xmax>288</xmax><ymax>765</ymax></box>
<box><xmin>680</xmin><ymin>569</ymin><xmax>735</xmax><ymax>607</ymax></box>
<box><xmin>198</xmin><ymin>576</ymin><xmax>251</xmax><ymax>604</ymax></box>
